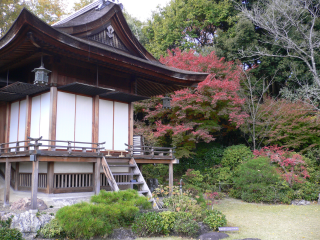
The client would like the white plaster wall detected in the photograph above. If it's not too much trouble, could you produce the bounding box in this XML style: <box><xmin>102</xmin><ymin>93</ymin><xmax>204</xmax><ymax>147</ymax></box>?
<box><xmin>19</xmin><ymin>162</ymin><xmax>48</xmax><ymax>173</ymax></box>
<box><xmin>30</xmin><ymin>95</ymin><xmax>41</xmax><ymax>138</ymax></box>
<box><xmin>56</xmin><ymin>92</ymin><xmax>75</xmax><ymax>146</ymax></box>
<box><xmin>75</xmin><ymin>95</ymin><xmax>92</xmax><ymax>147</ymax></box>
<box><xmin>99</xmin><ymin>99</ymin><xmax>113</xmax><ymax>150</ymax></box>
<box><xmin>102</xmin><ymin>166</ymin><xmax>129</xmax><ymax>173</ymax></box>
<box><xmin>113</xmin><ymin>102</ymin><xmax>128</xmax><ymax>151</ymax></box>
<box><xmin>18</xmin><ymin>100</ymin><xmax>27</xmax><ymax>142</ymax></box>
<box><xmin>9</xmin><ymin>101</ymin><xmax>19</xmax><ymax>148</ymax></box>
<box><xmin>54</xmin><ymin>162</ymin><xmax>93</xmax><ymax>173</ymax></box>
<box><xmin>40</xmin><ymin>92</ymin><xmax>50</xmax><ymax>141</ymax></box>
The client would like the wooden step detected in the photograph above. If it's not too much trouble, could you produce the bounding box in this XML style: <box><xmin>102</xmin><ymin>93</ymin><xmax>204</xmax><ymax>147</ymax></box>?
<box><xmin>116</xmin><ymin>181</ymin><xmax>144</xmax><ymax>185</ymax></box>
<box><xmin>112</xmin><ymin>173</ymin><xmax>139</xmax><ymax>176</ymax></box>
<box><xmin>109</xmin><ymin>165</ymin><xmax>135</xmax><ymax>167</ymax></box>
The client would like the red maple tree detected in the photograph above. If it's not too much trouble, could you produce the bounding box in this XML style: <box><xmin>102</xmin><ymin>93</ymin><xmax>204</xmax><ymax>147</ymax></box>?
<box><xmin>134</xmin><ymin>48</ymin><xmax>247</xmax><ymax>158</ymax></box>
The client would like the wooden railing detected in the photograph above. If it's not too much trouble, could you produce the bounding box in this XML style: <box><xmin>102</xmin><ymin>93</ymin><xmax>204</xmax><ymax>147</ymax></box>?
<box><xmin>54</xmin><ymin>173</ymin><xmax>93</xmax><ymax>189</ymax></box>
<box><xmin>126</xmin><ymin>144</ymin><xmax>175</xmax><ymax>158</ymax></box>
<box><xmin>100</xmin><ymin>173</ymin><xmax>129</xmax><ymax>187</ymax></box>
<box><xmin>19</xmin><ymin>173</ymin><xmax>47</xmax><ymax>188</ymax></box>
<box><xmin>0</xmin><ymin>137</ymin><xmax>105</xmax><ymax>154</ymax></box>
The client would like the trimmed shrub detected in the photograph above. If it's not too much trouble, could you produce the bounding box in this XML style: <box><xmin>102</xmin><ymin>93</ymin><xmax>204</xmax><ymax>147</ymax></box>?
<box><xmin>132</xmin><ymin>212</ymin><xmax>163</xmax><ymax>237</ymax></box>
<box><xmin>55</xmin><ymin>202</ymin><xmax>113</xmax><ymax>239</ymax></box>
<box><xmin>173</xmin><ymin>212</ymin><xmax>200</xmax><ymax>237</ymax></box>
<box><xmin>203</xmin><ymin>209</ymin><xmax>227</xmax><ymax>231</ymax></box>
<box><xmin>159</xmin><ymin>211</ymin><xmax>176</xmax><ymax>235</ymax></box>
<box><xmin>232</xmin><ymin>157</ymin><xmax>293</xmax><ymax>203</ymax></box>
<box><xmin>221</xmin><ymin>144</ymin><xmax>253</xmax><ymax>170</ymax></box>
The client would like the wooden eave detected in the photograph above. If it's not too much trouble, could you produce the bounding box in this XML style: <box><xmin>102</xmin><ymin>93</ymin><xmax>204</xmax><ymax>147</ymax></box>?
<box><xmin>0</xmin><ymin>9</ymin><xmax>208</xmax><ymax>89</ymax></box>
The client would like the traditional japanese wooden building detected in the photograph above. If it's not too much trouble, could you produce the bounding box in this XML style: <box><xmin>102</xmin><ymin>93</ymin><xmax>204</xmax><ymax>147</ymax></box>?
<box><xmin>0</xmin><ymin>0</ymin><xmax>208</xmax><ymax>209</ymax></box>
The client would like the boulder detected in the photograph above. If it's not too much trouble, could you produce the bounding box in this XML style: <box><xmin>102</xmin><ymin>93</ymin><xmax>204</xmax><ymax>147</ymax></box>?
<box><xmin>199</xmin><ymin>232</ymin><xmax>229</xmax><ymax>240</ymax></box>
<box><xmin>291</xmin><ymin>200</ymin><xmax>311</xmax><ymax>205</ymax></box>
<box><xmin>10</xmin><ymin>198</ymin><xmax>47</xmax><ymax>211</ymax></box>
<box><xmin>198</xmin><ymin>222</ymin><xmax>211</xmax><ymax>236</ymax></box>
<box><xmin>1</xmin><ymin>211</ymin><xmax>53</xmax><ymax>239</ymax></box>
<box><xmin>147</xmin><ymin>178</ymin><xmax>159</xmax><ymax>193</ymax></box>
<box><xmin>108</xmin><ymin>228</ymin><xmax>136</xmax><ymax>240</ymax></box>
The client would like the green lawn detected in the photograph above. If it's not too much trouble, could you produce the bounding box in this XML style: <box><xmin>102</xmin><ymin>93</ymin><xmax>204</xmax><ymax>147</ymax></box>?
<box><xmin>137</xmin><ymin>198</ymin><xmax>320</xmax><ymax>240</ymax></box>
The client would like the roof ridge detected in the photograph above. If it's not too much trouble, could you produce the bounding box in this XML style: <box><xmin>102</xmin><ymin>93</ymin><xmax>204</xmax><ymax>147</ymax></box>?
<box><xmin>52</xmin><ymin>1</ymin><xmax>100</xmax><ymax>26</ymax></box>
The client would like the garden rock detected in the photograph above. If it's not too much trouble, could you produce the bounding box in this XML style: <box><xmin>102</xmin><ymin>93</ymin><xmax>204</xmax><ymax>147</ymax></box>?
<box><xmin>1</xmin><ymin>211</ymin><xmax>53</xmax><ymax>239</ymax></box>
<box><xmin>291</xmin><ymin>200</ymin><xmax>311</xmax><ymax>205</ymax></box>
<box><xmin>198</xmin><ymin>222</ymin><xmax>211</xmax><ymax>235</ymax></box>
<box><xmin>147</xmin><ymin>178</ymin><xmax>159</xmax><ymax>192</ymax></box>
<box><xmin>10</xmin><ymin>198</ymin><xmax>47</xmax><ymax>211</ymax></box>
<box><xmin>199</xmin><ymin>232</ymin><xmax>229</xmax><ymax>240</ymax></box>
<box><xmin>108</xmin><ymin>227</ymin><xmax>136</xmax><ymax>240</ymax></box>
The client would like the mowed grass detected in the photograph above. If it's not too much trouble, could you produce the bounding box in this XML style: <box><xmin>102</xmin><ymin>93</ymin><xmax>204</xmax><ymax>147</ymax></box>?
<box><xmin>137</xmin><ymin>198</ymin><xmax>320</xmax><ymax>240</ymax></box>
<box><xmin>214</xmin><ymin>198</ymin><xmax>320</xmax><ymax>240</ymax></box>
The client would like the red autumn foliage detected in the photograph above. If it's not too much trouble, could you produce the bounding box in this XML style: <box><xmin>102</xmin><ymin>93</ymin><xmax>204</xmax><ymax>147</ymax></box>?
<box><xmin>134</xmin><ymin>48</ymin><xmax>247</xmax><ymax>158</ymax></box>
<box><xmin>253</xmin><ymin>146</ymin><xmax>310</xmax><ymax>187</ymax></box>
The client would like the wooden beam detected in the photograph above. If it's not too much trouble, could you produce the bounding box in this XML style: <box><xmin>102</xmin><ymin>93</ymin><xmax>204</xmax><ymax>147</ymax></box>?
<box><xmin>31</xmin><ymin>159</ymin><xmax>39</xmax><ymax>210</ymax></box>
<box><xmin>49</xmin><ymin>87</ymin><xmax>58</xmax><ymax>150</ymax></box>
<box><xmin>14</xmin><ymin>162</ymin><xmax>19</xmax><ymax>191</ymax></box>
<box><xmin>47</xmin><ymin>162</ymin><xmax>54</xmax><ymax>194</ymax></box>
<box><xmin>4</xmin><ymin>159</ymin><xmax>11</xmax><ymax>206</ymax></box>
<box><xmin>169</xmin><ymin>162</ymin><xmax>173</xmax><ymax>196</ymax></box>
<box><xmin>38</xmin><ymin>156</ymin><xmax>98</xmax><ymax>162</ymax></box>
<box><xmin>134</xmin><ymin>159</ymin><xmax>174</xmax><ymax>164</ymax></box>
<box><xmin>129</xmin><ymin>102</ymin><xmax>134</xmax><ymax>146</ymax></box>
<box><xmin>94</xmin><ymin>158</ymin><xmax>101</xmax><ymax>194</ymax></box>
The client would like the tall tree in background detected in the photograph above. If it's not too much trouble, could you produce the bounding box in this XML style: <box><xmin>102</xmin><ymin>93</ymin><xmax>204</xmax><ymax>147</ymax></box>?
<box><xmin>238</xmin><ymin>0</ymin><xmax>320</xmax><ymax>91</ymax></box>
<box><xmin>0</xmin><ymin>0</ymin><xmax>27</xmax><ymax>37</ymax></box>
<box><xmin>143</xmin><ymin>0</ymin><xmax>236</xmax><ymax>58</ymax></box>
<box><xmin>73</xmin><ymin>0</ymin><xmax>94</xmax><ymax>11</ymax></box>
<box><xmin>28</xmin><ymin>0</ymin><xmax>67</xmax><ymax>25</ymax></box>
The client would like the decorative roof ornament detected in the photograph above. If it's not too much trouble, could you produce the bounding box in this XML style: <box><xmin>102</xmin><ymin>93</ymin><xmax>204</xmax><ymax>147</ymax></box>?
<box><xmin>107</xmin><ymin>25</ymin><xmax>114</xmax><ymax>38</ymax></box>
<box><xmin>96</xmin><ymin>0</ymin><xmax>123</xmax><ymax>11</ymax></box>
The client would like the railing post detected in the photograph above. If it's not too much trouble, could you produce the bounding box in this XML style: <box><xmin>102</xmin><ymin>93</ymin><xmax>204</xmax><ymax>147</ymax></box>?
<box><xmin>67</xmin><ymin>141</ymin><xmax>72</xmax><ymax>154</ymax></box>
<box><xmin>151</xmin><ymin>147</ymin><xmax>154</xmax><ymax>157</ymax></box>
<box><xmin>15</xmin><ymin>142</ymin><xmax>20</xmax><ymax>153</ymax></box>
<box><xmin>169</xmin><ymin>149</ymin><xmax>173</xmax><ymax>157</ymax></box>
<box><xmin>0</xmin><ymin>143</ymin><xmax>4</xmax><ymax>154</ymax></box>
<box><xmin>130</xmin><ymin>145</ymin><xmax>133</xmax><ymax>157</ymax></box>
<box><xmin>96</xmin><ymin>144</ymin><xmax>100</xmax><ymax>154</ymax></box>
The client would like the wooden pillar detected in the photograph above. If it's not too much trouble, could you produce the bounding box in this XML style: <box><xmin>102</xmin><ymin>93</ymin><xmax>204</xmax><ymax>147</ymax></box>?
<box><xmin>14</xmin><ymin>162</ymin><xmax>19</xmax><ymax>191</ymax></box>
<box><xmin>94</xmin><ymin>158</ymin><xmax>101</xmax><ymax>194</ymax></box>
<box><xmin>49</xmin><ymin>87</ymin><xmax>57</xmax><ymax>150</ymax></box>
<box><xmin>4</xmin><ymin>159</ymin><xmax>11</xmax><ymax>207</ymax></box>
<box><xmin>129</xmin><ymin>103</ymin><xmax>134</xmax><ymax>146</ymax></box>
<box><xmin>31</xmin><ymin>159</ymin><xmax>39</xmax><ymax>210</ymax></box>
<box><xmin>169</xmin><ymin>162</ymin><xmax>173</xmax><ymax>196</ymax></box>
<box><xmin>25</xmin><ymin>95</ymin><xmax>31</xmax><ymax>147</ymax></box>
<box><xmin>92</xmin><ymin>96</ymin><xmax>99</xmax><ymax>150</ymax></box>
<box><xmin>5</xmin><ymin>103</ymin><xmax>10</xmax><ymax>148</ymax></box>
<box><xmin>47</xmin><ymin>162</ymin><xmax>54</xmax><ymax>194</ymax></box>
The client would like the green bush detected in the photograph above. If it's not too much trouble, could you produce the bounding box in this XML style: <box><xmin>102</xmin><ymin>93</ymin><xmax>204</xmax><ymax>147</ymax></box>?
<box><xmin>183</xmin><ymin>169</ymin><xmax>204</xmax><ymax>188</ymax></box>
<box><xmin>232</xmin><ymin>157</ymin><xmax>293</xmax><ymax>203</ymax></box>
<box><xmin>0</xmin><ymin>216</ymin><xmax>23</xmax><ymax>240</ymax></box>
<box><xmin>56</xmin><ymin>190</ymin><xmax>151</xmax><ymax>239</ymax></box>
<box><xmin>56</xmin><ymin>202</ymin><xmax>113</xmax><ymax>239</ymax></box>
<box><xmin>294</xmin><ymin>182</ymin><xmax>320</xmax><ymax>201</ymax></box>
<box><xmin>142</xmin><ymin>164</ymin><xmax>169</xmax><ymax>184</ymax></box>
<box><xmin>221</xmin><ymin>144</ymin><xmax>253</xmax><ymax>170</ymax></box>
<box><xmin>38</xmin><ymin>219</ymin><xmax>65</xmax><ymax>239</ymax></box>
<box><xmin>132</xmin><ymin>212</ymin><xmax>163</xmax><ymax>237</ymax></box>
<box><xmin>203</xmin><ymin>209</ymin><xmax>227</xmax><ymax>231</ymax></box>
<box><xmin>159</xmin><ymin>211</ymin><xmax>176</xmax><ymax>235</ymax></box>
<box><xmin>173</xmin><ymin>212</ymin><xmax>200</xmax><ymax>237</ymax></box>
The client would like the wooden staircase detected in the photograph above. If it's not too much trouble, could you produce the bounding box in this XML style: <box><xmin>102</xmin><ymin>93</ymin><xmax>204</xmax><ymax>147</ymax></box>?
<box><xmin>101</xmin><ymin>156</ymin><xmax>158</xmax><ymax>209</ymax></box>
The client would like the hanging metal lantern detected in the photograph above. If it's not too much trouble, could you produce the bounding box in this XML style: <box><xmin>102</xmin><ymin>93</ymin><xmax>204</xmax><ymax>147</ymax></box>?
<box><xmin>32</xmin><ymin>56</ymin><xmax>51</xmax><ymax>85</ymax></box>
<box><xmin>162</xmin><ymin>95</ymin><xmax>172</xmax><ymax>109</ymax></box>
